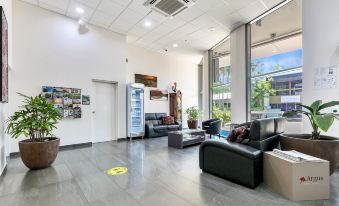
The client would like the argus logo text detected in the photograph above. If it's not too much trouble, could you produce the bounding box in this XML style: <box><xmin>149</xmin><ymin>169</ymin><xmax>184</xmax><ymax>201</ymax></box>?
<box><xmin>299</xmin><ymin>176</ymin><xmax>324</xmax><ymax>184</ymax></box>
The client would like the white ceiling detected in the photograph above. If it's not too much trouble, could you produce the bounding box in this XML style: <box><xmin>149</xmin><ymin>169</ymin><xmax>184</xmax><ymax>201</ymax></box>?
<box><xmin>20</xmin><ymin>0</ymin><xmax>285</xmax><ymax>55</ymax></box>
<box><xmin>251</xmin><ymin>34</ymin><xmax>302</xmax><ymax>59</ymax></box>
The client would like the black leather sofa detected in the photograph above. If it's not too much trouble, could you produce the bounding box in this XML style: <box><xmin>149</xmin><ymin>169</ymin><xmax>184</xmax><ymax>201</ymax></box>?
<box><xmin>145</xmin><ymin>113</ymin><xmax>182</xmax><ymax>138</ymax></box>
<box><xmin>199</xmin><ymin>117</ymin><xmax>286</xmax><ymax>189</ymax></box>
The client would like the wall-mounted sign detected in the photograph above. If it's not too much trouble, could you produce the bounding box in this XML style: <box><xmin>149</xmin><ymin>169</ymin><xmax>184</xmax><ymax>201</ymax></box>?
<box><xmin>314</xmin><ymin>66</ymin><xmax>337</xmax><ymax>89</ymax></box>
<box><xmin>281</xmin><ymin>95</ymin><xmax>301</xmax><ymax>103</ymax></box>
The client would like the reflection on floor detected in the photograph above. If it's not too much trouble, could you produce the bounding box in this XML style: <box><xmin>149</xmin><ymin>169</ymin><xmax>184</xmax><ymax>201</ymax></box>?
<box><xmin>0</xmin><ymin>137</ymin><xmax>338</xmax><ymax>206</ymax></box>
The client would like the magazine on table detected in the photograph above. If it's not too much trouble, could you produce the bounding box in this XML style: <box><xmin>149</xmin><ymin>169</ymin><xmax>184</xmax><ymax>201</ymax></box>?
<box><xmin>272</xmin><ymin>149</ymin><xmax>324</xmax><ymax>162</ymax></box>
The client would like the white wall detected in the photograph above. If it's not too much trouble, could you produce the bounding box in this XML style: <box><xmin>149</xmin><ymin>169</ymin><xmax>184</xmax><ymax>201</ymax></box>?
<box><xmin>0</xmin><ymin>0</ymin><xmax>12</xmax><ymax>176</ymax></box>
<box><xmin>302</xmin><ymin>0</ymin><xmax>339</xmax><ymax>137</ymax></box>
<box><xmin>127</xmin><ymin>45</ymin><xmax>200</xmax><ymax>128</ymax></box>
<box><xmin>11</xmin><ymin>0</ymin><xmax>127</xmax><ymax>153</ymax></box>
<box><xmin>230</xmin><ymin>25</ymin><xmax>247</xmax><ymax>124</ymax></box>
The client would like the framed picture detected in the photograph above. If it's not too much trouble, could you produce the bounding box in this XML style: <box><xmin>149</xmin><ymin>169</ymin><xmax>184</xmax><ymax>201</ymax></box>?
<box><xmin>135</xmin><ymin>74</ymin><xmax>157</xmax><ymax>87</ymax></box>
<box><xmin>82</xmin><ymin>95</ymin><xmax>90</xmax><ymax>105</ymax></box>
<box><xmin>42</xmin><ymin>86</ymin><xmax>82</xmax><ymax>119</ymax></box>
<box><xmin>0</xmin><ymin>7</ymin><xmax>8</xmax><ymax>103</ymax></box>
<box><xmin>150</xmin><ymin>90</ymin><xmax>168</xmax><ymax>101</ymax></box>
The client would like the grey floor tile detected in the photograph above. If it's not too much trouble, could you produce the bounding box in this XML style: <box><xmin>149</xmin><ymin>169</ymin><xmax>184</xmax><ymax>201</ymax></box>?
<box><xmin>89</xmin><ymin>154</ymin><xmax>126</xmax><ymax>171</ymax></box>
<box><xmin>38</xmin><ymin>179</ymin><xmax>90</xmax><ymax>206</ymax></box>
<box><xmin>0</xmin><ymin>170</ymin><xmax>42</xmax><ymax>196</ymax></box>
<box><xmin>66</xmin><ymin>160</ymin><xmax>101</xmax><ymax>177</ymax></box>
<box><xmin>75</xmin><ymin>171</ymin><xmax>123</xmax><ymax>202</ymax></box>
<box><xmin>155</xmin><ymin>171</ymin><xmax>220</xmax><ymax>205</ymax></box>
<box><xmin>108</xmin><ymin>170</ymin><xmax>150</xmax><ymax>190</ymax></box>
<box><xmin>90</xmin><ymin>191</ymin><xmax>141</xmax><ymax>206</ymax></box>
<box><xmin>0</xmin><ymin>187</ymin><xmax>39</xmax><ymax>206</ymax></box>
<box><xmin>58</xmin><ymin>149</ymin><xmax>89</xmax><ymax>163</ymax></box>
<box><xmin>126</xmin><ymin>182</ymin><xmax>193</xmax><ymax>206</ymax></box>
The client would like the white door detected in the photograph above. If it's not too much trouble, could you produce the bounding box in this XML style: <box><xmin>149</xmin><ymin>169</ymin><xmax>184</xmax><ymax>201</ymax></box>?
<box><xmin>92</xmin><ymin>81</ymin><xmax>116</xmax><ymax>142</ymax></box>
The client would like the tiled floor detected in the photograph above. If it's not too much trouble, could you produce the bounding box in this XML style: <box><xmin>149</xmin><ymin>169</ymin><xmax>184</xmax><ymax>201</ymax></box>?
<box><xmin>0</xmin><ymin>137</ymin><xmax>338</xmax><ymax>206</ymax></box>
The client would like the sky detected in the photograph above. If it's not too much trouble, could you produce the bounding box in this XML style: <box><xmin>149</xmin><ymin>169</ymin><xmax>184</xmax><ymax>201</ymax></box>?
<box><xmin>252</xmin><ymin>49</ymin><xmax>303</xmax><ymax>75</ymax></box>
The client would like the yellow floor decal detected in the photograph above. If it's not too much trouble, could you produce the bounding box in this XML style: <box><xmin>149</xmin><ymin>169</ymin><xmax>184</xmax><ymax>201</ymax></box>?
<box><xmin>106</xmin><ymin>167</ymin><xmax>128</xmax><ymax>176</ymax></box>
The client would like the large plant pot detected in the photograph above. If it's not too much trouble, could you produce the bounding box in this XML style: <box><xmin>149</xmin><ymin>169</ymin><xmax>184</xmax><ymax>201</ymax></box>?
<box><xmin>280</xmin><ymin>134</ymin><xmax>339</xmax><ymax>175</ymax></box>
<box><xmin>187</xmin><ymin>120</ymin><xmax>198</xmax><ymax>129</ymax></box>
<box><xmin>19</xmin><ymin>137</ymin><xmax>60</xmax><ymax>170</ymax></box>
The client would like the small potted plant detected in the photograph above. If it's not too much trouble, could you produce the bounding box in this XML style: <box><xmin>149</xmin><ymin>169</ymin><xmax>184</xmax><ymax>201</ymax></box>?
<box><xmin>185</xmin><ymin>106</ymin><xmax>200</xmax><ymax>129</ymax></box>
<box><xmin>6</xmin><ymin>93</ymin><xmax>62</xmax><ymax>170</ymax></box>
<box><xmin>282</xmin><ymin>100</ymin><xmax>339</xmax><ymax>174</ymax></box>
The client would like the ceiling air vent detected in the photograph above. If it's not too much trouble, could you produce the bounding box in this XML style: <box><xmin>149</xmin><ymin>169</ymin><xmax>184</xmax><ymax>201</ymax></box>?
<box><xmin>144</xmin><ymin>0</ymin><xmax>196</xmax><ymax>17</ymax></box>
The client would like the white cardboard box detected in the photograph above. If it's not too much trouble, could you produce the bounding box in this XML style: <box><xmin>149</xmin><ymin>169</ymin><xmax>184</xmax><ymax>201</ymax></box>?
<box><xmin>263</xmin><ymin>151</ymin><xmax>330</xmax><ymax>201</ymax></box>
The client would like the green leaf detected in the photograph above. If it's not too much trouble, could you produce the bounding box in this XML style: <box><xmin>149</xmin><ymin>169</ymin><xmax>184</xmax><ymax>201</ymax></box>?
<box><xmin>314</xmin><ymin>114</ymin><xmax>335</xmax><ymax>132</ymax></box>
<box><xmin>283</xmin><ymin>110</ymin><xmax>311</xmax><ymax>117</ymax></box>
<box><xmin>296</xmin><ymin>103</ymin><xmax>314</xmax><ymax>113</ymax></box>
<box><xmin>310</xmin><ymin>100</ymin><xmax>322</xmax><ymax>113</ymax></box>
<box><xmin>318</xmin><ymin>101</ymin><xmax>339</xmax><ymax>111</ymax></box>
<box><xmin>283</xmin><ymin>110</ymin><xmax>299</xmax><ymax>117</ymax></box>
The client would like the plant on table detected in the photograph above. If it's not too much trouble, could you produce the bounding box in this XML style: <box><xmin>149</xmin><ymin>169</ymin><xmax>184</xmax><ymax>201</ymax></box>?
<box><xmin>185</xmin><ymin>106</ymin><xmax>201</xmax><ymax>129</ymax></box>
<box><xmin>283</xmin><ymin>100</ymin><xmax>339</xmax><ymax>140</ymax></box>
<box><xmin>186</xmin><ymin>106</ymin><xmax>201</xmax><ymax>121</ymax></box>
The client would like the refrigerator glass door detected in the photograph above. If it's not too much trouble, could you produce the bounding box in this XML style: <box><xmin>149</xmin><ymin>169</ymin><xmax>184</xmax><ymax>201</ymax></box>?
<box><xmin>131</xmin><ymin>87</ymin><xmax>144</xmax><ymax>135</ymax></box>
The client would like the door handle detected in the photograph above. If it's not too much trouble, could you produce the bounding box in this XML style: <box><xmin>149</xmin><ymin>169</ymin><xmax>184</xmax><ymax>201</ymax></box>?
<box><xmin>92</xmin><ymin>111</ymin><xmax>96</xmax><ymax>114</ymax></box>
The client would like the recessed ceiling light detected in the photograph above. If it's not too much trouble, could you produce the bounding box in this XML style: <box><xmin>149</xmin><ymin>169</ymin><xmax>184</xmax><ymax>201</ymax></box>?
<box><xmin>75</xmin><ymin>7</ymin><xmax>84</xmax><ymax>13</ymax></box>
<box><xmin>172</xmin><ymin>43</ymin><xmax>178</xmax><ymax>48</ymax></box>
<box><xmin>144</xmin><ymin>21</ymin><xmax>152</xmax><ymax>28</ymax></box>
<box><xmin>208</xmin><ymin>27</ymin><xmax>215</xmax><ymax>31</ymax></box>
<box><xmin>272</xmin><ymin>50</ymin><xmax>277</xmax><ymax>53</ymax></box>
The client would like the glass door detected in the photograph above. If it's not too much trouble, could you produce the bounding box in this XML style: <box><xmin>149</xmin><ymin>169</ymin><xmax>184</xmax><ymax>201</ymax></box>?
<box><xmin>131</xmin><ymin>87</ymin><xmax>144</xmax><ymax>134</ymax></box>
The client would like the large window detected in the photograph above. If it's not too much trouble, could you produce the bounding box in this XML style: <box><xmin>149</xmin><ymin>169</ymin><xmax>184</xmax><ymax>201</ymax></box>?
<box><xmin>210</xmin><ymin>37</ymin><xmax>231</xmax><ymax>128</ymax></box>
<box><xmin>249</xmin><ymin>0</ymin><xmax>302</xmax><ymax>121</ymax></box>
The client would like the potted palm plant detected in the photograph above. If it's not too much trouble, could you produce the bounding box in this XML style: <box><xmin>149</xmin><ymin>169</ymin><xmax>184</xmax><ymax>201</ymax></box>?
<box><xmin>186</xmin><ymin>106</ymin><xmax>200</xmax><ymax>129</ymax></box>
<box><xmin>6</xmin><ymin>93</ymin><xmax>62</xmax><ymax>170</ymax></box>
<box><xmin>282</xmin><ymin>100</ymin><xmax>339</xmax><ymax>174</ymax></box>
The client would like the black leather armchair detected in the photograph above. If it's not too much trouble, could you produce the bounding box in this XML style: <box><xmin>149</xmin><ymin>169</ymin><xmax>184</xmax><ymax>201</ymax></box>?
<box><xmin>202</xmin><ymin>118</ymin><xmax>222</xmax><ymax>137</ymax></box>
<box><xmin>199</xmin><ymin>117</ymin><xmax>286</xmax><ymax>189</ymax></box>
<box><xmin>145</xmin><ymin>113</ymin><xmax>182</xmax><ymax>138</ymax></box>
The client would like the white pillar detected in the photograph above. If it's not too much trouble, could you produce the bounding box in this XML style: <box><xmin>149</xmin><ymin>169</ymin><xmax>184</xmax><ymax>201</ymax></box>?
<box><xmin>230</xmin><ymin>25</ymin><xmax>247</xmax><ymax>124</ymax></box>
<box><xmin>302</xmin><ymin>0</ymin><xmax>339</xmax><ymax>137</ymax></box>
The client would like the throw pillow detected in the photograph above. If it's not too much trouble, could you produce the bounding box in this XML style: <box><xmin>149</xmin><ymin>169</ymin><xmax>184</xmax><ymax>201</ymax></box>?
<box><xmin>228</xmin><ymin>126</ymin><xmax>250</xmax><ymax>143</ymax></box>
<box><xmin>162</xmin><ymin>116</ymin><xmax>175</xmax><ymax>125</ymax></box>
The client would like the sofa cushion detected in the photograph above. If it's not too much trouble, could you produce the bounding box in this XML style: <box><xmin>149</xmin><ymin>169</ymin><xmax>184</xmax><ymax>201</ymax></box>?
<box><xmin>167</xmin><ymin>124</ymin><xmax>180</xmax><ymax>131</ymax></box>
<box><xmin>249</xmin><ymin>118</ymin><xmax>275</xmax><ymax>141</ymax></box>
<box><xmin>163</xmin><ymin>116</ymin><xmax>175</xmax><ymax>125</ymax></box>
<box><xmin>274</xmin><ymin>118</ymin><xmax>287</xmax><ymax>134</ymax></box>
<box><xmin>156</xmin><ymin>113</ymin><xmax>167</xmax><ymax>120</ymax></box>
<box><xmin>153</xmin><ymin>125</ymin><xmax>168</xmax><ymax>133</ymax></box>
<box><xmin>145</xmin><ymin>113</ymin><xmax>157</xmax><ymax>121</ymax></box>
<box><xmin>146</xmin><ymin>120</ymin><xmax>162</xmax><ymax>126</ymax></box>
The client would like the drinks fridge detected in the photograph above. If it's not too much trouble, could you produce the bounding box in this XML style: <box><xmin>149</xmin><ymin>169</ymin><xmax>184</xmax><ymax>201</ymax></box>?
<box><xmin>127</xmin><ymin>83</ymin><xmax>145</xmax><ymax>140</ymax></box>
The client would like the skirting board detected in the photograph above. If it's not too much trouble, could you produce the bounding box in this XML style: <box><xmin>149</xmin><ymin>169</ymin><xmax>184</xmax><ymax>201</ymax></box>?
<box><xmin>9</xmin><ymin>142</ymin><xmax>92</xmax><ymax>158</ymax></box>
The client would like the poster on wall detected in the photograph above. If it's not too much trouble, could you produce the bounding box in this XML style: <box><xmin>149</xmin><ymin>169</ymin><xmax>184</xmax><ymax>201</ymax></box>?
<box><xmin>314</xmin><ymin>66</ymin><xmax>337</xmax><ymax>89</ymax></box>
<box><xmin>42</xmin><ymin>86</ymin><xmax>82</xmax><ymax>118</ymax></box>
<box><xmin>135</xmin><ymin>74</ymin><xmax>157</xmax><ymax>87</ymax></box>
<box><xmin>0</xmin><ymin>7</ymin><xmax>8</xmax><ymax>103</ymax></box>
<box><xmin>82</xmin><ymin>95</ymin><xmax>90</xmax><ymax>105</ymax></box>
<box><xmin>150</xmin><ymin>90</ymin><xmax>168</xmax><ymax>101</ymax></box>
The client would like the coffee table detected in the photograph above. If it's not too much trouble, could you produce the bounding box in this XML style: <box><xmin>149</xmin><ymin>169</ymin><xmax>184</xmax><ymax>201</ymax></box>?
<box><xmin>168</xmin><ymin>129</ymin><xmax>206</xmax><ymax>149</ymax></box>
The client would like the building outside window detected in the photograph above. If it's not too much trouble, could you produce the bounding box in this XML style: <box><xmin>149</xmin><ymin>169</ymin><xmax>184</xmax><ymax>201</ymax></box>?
<box><xmin>210</xmin><ymin>37</ymin><xmax>231</xmax><ymax>129</ymax></box>
<box><xmin>249</xmin><ymin>0</ymin><xmax>302</xmax><ymax>121</ymax></box>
